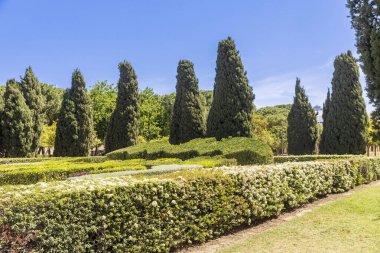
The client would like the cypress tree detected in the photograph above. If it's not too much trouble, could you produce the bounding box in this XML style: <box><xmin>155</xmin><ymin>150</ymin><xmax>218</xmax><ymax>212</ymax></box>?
<box><xmin>319</xmin><ymin>89</ymin><xmax>331</xmax><ymax>154</ymax></box>
<box><xmin>287</xmin><ymin>78</ymin><xmax>318</xmax><ymax>155</ymax></box>
<box><xmin>169</xmin><ymin>60</ymin><xmax>205</xmax><ymax>144</ymax></box>
<box><xmin>105</xmin><ymin>61</ymin><xmax>139</xmax><ymax>153</ymax></box>
<box><xmin>2</xmin><ymin>79</ymin><xmax>34</xmax><ymax>157</ymax></box>
<box><xmin>207</xmin><ymin>37</ymin><xmax>254</xmax><ymax>140</ymax></box>
<box><xmin>20</xmin><ymin>67</ymin><xmax>44</xmax><ymax>154</ymax></box>
<box><xmin>347</xmin><ymin>0</ymin><xmax>379</xmax><ymax>105</ymax></box>
<box><xmin>321</xmin><ymin>51</ymin><xmax>368</xmax><ymax>154</ymax></box>
<box><xmin>54</xmin><ymin>70</ymin><xmax>94</xmax><ymax>156</ymax></box>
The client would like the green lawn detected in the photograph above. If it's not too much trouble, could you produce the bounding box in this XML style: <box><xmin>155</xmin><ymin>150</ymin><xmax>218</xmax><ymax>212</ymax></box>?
<box><xmin>219</xmin><ymin>184</ymin><xmax>380</xmax><ymax>253</ymax></box>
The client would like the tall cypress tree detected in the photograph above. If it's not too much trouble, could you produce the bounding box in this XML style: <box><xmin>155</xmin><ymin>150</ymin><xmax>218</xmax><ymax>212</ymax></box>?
<box><xmin>347</xmin><ymin>1</ymin><xmax>380</xmax><ymax>140</ymax></box>
<box><xmin>105</xmin><ymin>61</ymin><xmax>139</xmax><ymax>153</ymax></box>
<box><xmin>54</xmin><ymin>70</ymin><xmax>93</xmax><ymax>156</ymax></box>
<box><xmin>287</xmin><ymin>78</ymin><xmax>318</xmax><ymax>155</ymax></box>
<box><xmin>2</xmin><ymin>79</ymin><xmax>34</xmax><ymax>157</ymax></box>
<box><xmin>20</xmin><ymin>67</ymin><xmax>44</xmax><ymax>154</ymax></box>
<box><xmin>319</xmin><ymin>89</ymin><xmax>331</xmax><ymax>154</ymax></box>
<box><xmin>321</xmin><ymin>51</ymin><xmax>368</xmax><ymax>154</ymax></box>
<box><xmin>207</xmin><ymin>37</ymin><xmax>254</xmax><ymax>140</ymax></box>
<box><xmin>169</xmin><ymin>60</ymin><xmax>205</xmax><ymax>144</ymax></box>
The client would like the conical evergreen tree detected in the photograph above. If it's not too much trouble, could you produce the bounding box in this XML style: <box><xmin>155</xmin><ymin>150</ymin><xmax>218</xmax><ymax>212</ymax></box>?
<box><xmin>321</xmin><ymin>51</ymin><xmax>368</xmax><ymax>154</ymax></box>
<box><xmin>287</xmin><ymin>78</ymin><xmax>318</xmax><ymax>155</ymax></box>
<box><xmin>105</xmin><ymin>61</ymin><xmax>139</xmax><ymax>153</ymax></box>
<box><xmin>2</xmin><ymin>79</ymin><xmax>34</xmax><ymax>157</ymax></box>
<box><xmin>319</xmin><ymin>89</ymin><xmax>331</xmax><ymax>154</ymax></box>
<box><xmin>169</xmin><ymin>60</ymin><xmax>205</xmax><ymax>144</ymax></box>
<box><xmin>20</xmin><ymin>67</ymin><xmax>44</xmax><ymax>155</ymax></box>
<box><xmin>207</xmin><ymin>37</ymin><xmax>254</xmax><ymax>140</ymax></box>
<box><xmin>54</xmin><ymin>70</ymin><xmax>93</xmax><ymax>156</ymax></box>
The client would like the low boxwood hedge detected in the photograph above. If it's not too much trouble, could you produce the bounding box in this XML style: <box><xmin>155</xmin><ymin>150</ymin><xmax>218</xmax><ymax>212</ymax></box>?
<box><xmin>0</xmin><ymin>156</ymin><xmax>238</xmax><ymax>186</ymax></box>
<box><xmin>274</xmin><ymin>155</ymin><xmax>365</xmax><ymax>163</ymax></box>
<box><xmin>106</xmin><ymin>137</ymin><xmax>274</xmax><ymax>165</ymax></box>
<box><xmin>1</xmin><ymin>157</ymin><xmax>379</xmax><ymax>252</ymax></box>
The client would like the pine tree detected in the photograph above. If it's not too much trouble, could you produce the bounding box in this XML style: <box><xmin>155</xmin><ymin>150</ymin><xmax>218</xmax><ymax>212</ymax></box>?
<box><xmin>169</xmin><ymin>60</ymin><xmax>205</xmax><ymax>144</ymax></box>
<box><xmin>287</xmin><ymin>78</ymin><xmax>318</xmax><ymax>155</ymax></box>
<box><xmin>54</xmin><ymin>70</ymin><xmax>94</xmax><ymax>156</ymax></box>
<box><xmin>207</xmin><ymin>37</ymin><xmax>254</xmax><ymax>140</ymax></box>
<box><xmin>319</xmin><ymin>89</ymin><xmax>331</xmax><ymax>154</ymax></box>
<box><xmin>2</xmin><ymin>79</ymin><xmax>34</xmax><ymax>157</ymax></box>
<box><xmin>105</xmin><ymin>61</ymin><xmax>139</xmax><ymax>153</ymax></box>
<box><xmin>321</xmin><ymin>51</ymin><xmax>368</xmax><ymax>154</ymax></box>
<box><xmin>20</xmin><ymin>67</ymin><xmax>44</xmax><ymax>155</ymax></box>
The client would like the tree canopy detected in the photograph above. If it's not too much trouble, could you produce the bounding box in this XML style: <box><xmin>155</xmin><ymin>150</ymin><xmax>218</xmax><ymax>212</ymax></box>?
<box><xmin>105</xmin><ymin>62</ymin><xmax>139</xmax><ymax>153</ymax></box>
<box><xmin>287</xmin><ymin>78</ymin><xmax>318</xmax><ymax>155</ymax></box>
<box><xmin>207</xmin><ymin>37</ymin><xmax>254</xmax><ymax>140</ymax></box>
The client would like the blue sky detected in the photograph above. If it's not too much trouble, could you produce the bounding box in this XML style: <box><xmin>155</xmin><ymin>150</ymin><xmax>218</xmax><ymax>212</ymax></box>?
<box><xmin>0</xmin><ymin>0</ymin><xmax>371</xmax><ymax>110</ymax></box>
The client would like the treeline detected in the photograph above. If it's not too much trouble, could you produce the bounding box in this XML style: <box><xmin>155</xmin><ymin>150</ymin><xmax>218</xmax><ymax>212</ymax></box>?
<box><xmin>0</xmin><ymin>36</ymin><xmax>372</xmax><ymax>157</ymax></box>
<box><xmin>0</xmin><ymin>37</ymin><xmax>254</xmax><ymax>157</ymax></box>
<box><xmin>287</xmin><ymin>51</ymin><xmax>368</xmax><ymax>155</ymax></box>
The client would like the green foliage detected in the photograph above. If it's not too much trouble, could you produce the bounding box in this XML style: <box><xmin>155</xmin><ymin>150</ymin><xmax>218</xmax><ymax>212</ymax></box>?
<box><xmin>170</xmin><ymin>60</ymin><xmax>205</xmax><ymax>144</ymax></box>
<box><xmin>107</xmin><ymin>137</ymin><xmax>273</xmax><ymax>165</ymax></box>
<box><xmin>347</xmin><ymin>0</ymin><xmax>380</xmax><ymax>105</ymax></box>
<box><xmin>40</xmin><ymin>123</ymin><xmax>56</xmax><ymax>147</ymax></box>
<box><xmin>274</xmin><ymin>154</ymin><xmax>364</xmax><ymax>163</ymax></box>
<box><xmin>256</xmin><ymin>104</ymin><xmax>291</xmax><ymax>153</ymax></box>
<box><xmin>20</xmin><ymin>67</ymin><xmax>44</xmax><ymax>154</ymax></box>
<box><xmin>89</xmin><ymin>81</ymin><xmax>117</xmax><ymax>142</ymax></box>
<box><xmin>321</xmin><ymin>52</ymin><xmax>368</xmax><ymax>154</ymax></box>
<box><xmin>252</xmin><ymin>113</ymin><xmax>275</xmax><ymax>147</ymax></box>
<box><xmin>1</xmin><ymin>158</ymin><xmax>379</xmax><ymax>252</ymax></box>
<box><xmin>139</xmin><ymin>88</ymin><xmax>165</xmax><ymax>141</ymax></box>
<box><xmin>0</xmin><ymin>158</ymin><xmax>146</xmax><ymax>185</ymax></box>
<box><xmin>183</xmin><ymin>155</ymin><xmax>237</xmax><ymax>167</ymax></box>
<box><xmin>0</xmin><ymin>155</ymin><xmax>237</xmax><ymax>186</ymax></box>
<box><xmin>105</xmin><ymin>62</ymin><xmax>139</xmax><ymax>153</ymax></box>
<box><xmin>319</xmin><ymin>89</ymin><xmax>331</xmax><ymax>153</ymax></box>
<box><xmin>287</xmin><ymin>78</ymin><xmax>318</xmax><ymax>155</ymax></box>
<box><xmin>207</xmin><ymin>37</ymin><xmax>254</xmax><ymax>140</ymax></box>
<box><xmin>2</xmin><ymin>80</ymin><xmax>34</xmax><ymax>157</ymax></box>
<box><xmin>54</xmin><ymin>70</ymin><xmax>94</xmax><ymax>157</ymax></box>
<box><xmin>40</xmin><ymin>83</ymin><xmax>64</xmax><ymax>125</ymax></box>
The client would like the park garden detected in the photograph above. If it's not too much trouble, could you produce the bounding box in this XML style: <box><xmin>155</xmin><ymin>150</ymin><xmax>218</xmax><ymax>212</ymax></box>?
<box><xmin>1</xmin><ymin>0</ymin><xmax>380</xmax><ymax>252</ymax></box>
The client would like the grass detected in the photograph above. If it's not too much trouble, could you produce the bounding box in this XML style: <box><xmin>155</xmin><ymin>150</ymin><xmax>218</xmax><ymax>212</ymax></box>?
<box><xmin>219</xmin><ymin>184</ymin><xmax>380</xmax><ymax>253</ymax></box>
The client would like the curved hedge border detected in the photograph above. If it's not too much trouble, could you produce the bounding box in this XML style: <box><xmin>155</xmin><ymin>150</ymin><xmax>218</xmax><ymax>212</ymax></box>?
<box><xmin>107</xmin><ymin>137</ymin><xmax>274</xmax><ymax>165</ymax></box>
<box><xmin>1</xmin><ymin>158</ymin><xmax>379</xmax><ymax>252</ymax></box>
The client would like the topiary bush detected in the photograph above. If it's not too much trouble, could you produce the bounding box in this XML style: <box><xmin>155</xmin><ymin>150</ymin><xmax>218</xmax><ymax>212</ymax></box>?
<box><xmin>1</xmin><ymin>157</ymin><xmax>379</xmax><ymax>252</ymax></box>
<box><xmin>107</xmin><ymin>137</ymin><xmax>273</xmax><ymax>165</ymax></box>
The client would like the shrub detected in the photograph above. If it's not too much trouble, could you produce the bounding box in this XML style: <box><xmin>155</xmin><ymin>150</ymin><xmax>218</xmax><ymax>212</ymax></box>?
<box><xmin>107</xmin><ymin>137</ymin><xmax>273</xmax><ymax>165</ymax></box>
<box><xmin>274</xmin><ymin>155</ymin><xmax>365</xmax><ymax>163</ymax></box>
<box><xmin>1</xmin><ymin>157</ymin><xmax>379</xmax><ymax>252</ymax></box>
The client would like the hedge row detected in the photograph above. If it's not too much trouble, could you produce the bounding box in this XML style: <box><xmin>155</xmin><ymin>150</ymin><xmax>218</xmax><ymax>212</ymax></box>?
<box><xmin>107</xmin><ymin>137</ymin><xmax>274</xmax><ymax>165</ymax></box>
<box><xmin>1</xmin><ymin>157</ymin><xmax>379</xmax><ymax>252</ymax></box>
<box><xmin>274</xmin><ymin>155</ymin><xmax>365</xmax><ymax>163</ymax></box>
<box><xmin>0</xmin><ymin>156</ymin><xmax>235</xmax><ymax>186</ymax></box>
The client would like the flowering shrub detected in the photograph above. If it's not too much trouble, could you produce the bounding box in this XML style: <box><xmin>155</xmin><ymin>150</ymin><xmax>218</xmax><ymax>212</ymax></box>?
<box><xmin>107</xmin><ymin>137</ymin><xmax>274</xmax><ymax>165</ymax></box>
<box><xmin>0</xmin><ymin>157</ymin><xmax>379</xmax><ymax>252</ymax></box>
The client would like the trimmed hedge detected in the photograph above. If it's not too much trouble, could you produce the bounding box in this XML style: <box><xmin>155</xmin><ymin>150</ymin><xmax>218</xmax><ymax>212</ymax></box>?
<box><xmin>274</xmin><ymin>155</ymin><xmax>365</xmax><ymax>163</ymax></box>
<box><xmin>1</xmin><ymin>157</ymin><xmax>379</xmax><ymax>252</ymax></box>
<box><xmin>0</xmin><ymin>156</ymin><xmax>238</xmax><ymax>186</ymax></box>
<box><xmin>107</xmin><ymin>137</ymin><xmax>274</xmax><ymax>165</ymax></box>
